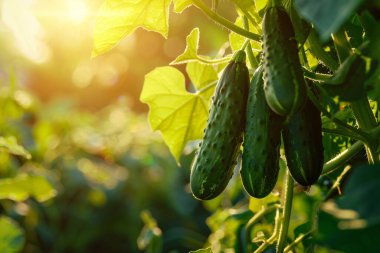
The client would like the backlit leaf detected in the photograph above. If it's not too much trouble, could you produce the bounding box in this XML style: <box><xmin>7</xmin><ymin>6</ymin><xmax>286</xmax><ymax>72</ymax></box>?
<box><xmin>92</xmin><ymin>0</ymin><xmax>170</xmax><ymax>57</ymax></box>
<box><xmin>186</xmin><ymin>62</ymin><xmax>218</xmax><ymax>90</ymax></box>
<box><xmin>140</xmin><ymin>66</ymin><xmax>215</xmax><ymax>162</ymax></box>
<box><xmin>0</xmin><ymin>175</ymin><xmax>57</xmax><ymax>202</ymax></box>
<box><xmin>173</xmin><ymin>0</ymin><xmax>193</xmax><ymax>13</ymax></box>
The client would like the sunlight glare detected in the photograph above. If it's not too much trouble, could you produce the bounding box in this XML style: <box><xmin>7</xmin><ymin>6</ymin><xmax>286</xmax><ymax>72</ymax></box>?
<box><xmin>66</xmin><ymin>1</ymin><xmax>89</xmax><ymax>24</ymax></box>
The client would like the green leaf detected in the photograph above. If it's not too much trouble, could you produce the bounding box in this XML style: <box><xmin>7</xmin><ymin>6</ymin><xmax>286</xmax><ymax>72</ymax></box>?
<box><xmin>189</xmin><ymin>248</ymin><xmax>213</xmax><ymax>253</ymax></box>
<box><xmin>0</xmin><ymin>216</ymin><xmax>24</xmax><ymax>253</ymax></box>
<box><xmin>173</xmin><ymin>0</ymin><xmax>193</xmax><ymax>13</ymax></box>
<box><xmin>140</xmin><ymin>66</ymin><xmax>215</xmax><ymax>162</ymax></box>
<box><xmin>186</xmin><ymin>62</ymin><xmax>218</xmax><ymax>90</ymax></box>
<box><xmin>0</xmin><ymin>136</ymin><xmax>31</xmax><ymax>159</ymax></box>
<box><xmin>316</xmin><ymin>164</ymin><xmax>380</xmax><ymax>252</ymax></box>
<box><xmin>294</xmin><ymin>0</ymin><xmax>364</xmax><ymax>41</ymax></box>
<box><xmin>171</xmin><ymin>28</ymin><xmax>230</xmax><ymax>65</ymax></box>
<box><xmin>92</xmin><ymin>0</ymin><xmax>170</xmax><ymax>57</ymax></box>
<box><xmin>0</xmin><ymin>175</ymin><xmax>57</xmax><ymax>202</ymax></box>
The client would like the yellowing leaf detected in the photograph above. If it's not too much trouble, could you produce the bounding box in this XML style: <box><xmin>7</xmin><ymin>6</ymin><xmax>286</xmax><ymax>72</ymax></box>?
<box><xmin>0</xmin><ymin>175</ymin><xmax>57</xmax><ymax>202</ymax></box>
<box><xmin>92</xmin><ymin>0</ymin><xmax>170</xmax><ymax>57</ymax></box>
<box><xmin>249</xmin><ymin>193</ymin><xmax>279</xmax><ymax>212</ymax></box>
<box><xmin>173</xmin><ymin>0</ymin><xmax>193</xmax><ymax>13</ymax></box>
<box><xmin>171</xmin><ymin>28</ymin><xmax>231</xmax><ymax>65</ymax></box>
<box><xmin>186</xmin><ymin>62</ymin><xmax>218</xmax><ymax>90</ymax></box>
<box><xmin>140</xmin><ymin>66</ymin><xmax>215</xmax><ymax>162</ymax></box>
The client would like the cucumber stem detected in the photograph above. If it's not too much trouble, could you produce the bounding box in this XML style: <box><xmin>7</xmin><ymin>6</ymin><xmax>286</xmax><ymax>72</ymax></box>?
<box><xmin>332</xmin><ymin>29</ymin><xmax>351</xmax><ymax>63</ymax></box>
<box><xmin>306</xmin><ymin>30</ymin><xmax>339</xmax><ymax>71</ymax></box>
<box><xmin>276</xmin><ymin>170</ymin><xmax>294</xmax><ymax>253</ymax></box>
<box><xmin>351</xmin><ymin>98</ymin><xmax>379</xmax><ymax>163</ymax></box>
<box><xmin>243</xmin><ymin>16</ymin><xmax>259</xmax><ymax>69</ymax></box>
<box><xmin>191</xmin><ymin>0</ymin><xmax>261</xmax><ymax>42</ymax></box>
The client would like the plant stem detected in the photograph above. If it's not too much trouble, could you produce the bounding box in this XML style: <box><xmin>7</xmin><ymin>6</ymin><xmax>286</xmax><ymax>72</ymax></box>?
<box><xmin>245</xmin><ymin>204</ymin><xmax>280</xmax><ymax>245</ymax></box>
<box><xmin>351</xmin><ymin>98</ymin><xmax>379</xmax><ymax>163</ymax></box>
<box><xmin>276</xmin><ymin>170</ymin><xmax>294</xmax><ymax>253</ymax></box>
<box><xmin>243</xmin><ymin>16</ymin><xmax>259</xmax><ymax>69</ymax></box>
<box><xmin>332</xmin><ymin>29</ymin><xmax>351</xmax><ymax>63</ymax></box>
<box><xmin>324</xmin><ymin>165</ymin><xmax>352</xmax><ymax>200</ymax></box>
<box><xmin>283</xmin><ymin>231</ymin><xmax>313</xmax><ymax>253</ymax></box>
<box><xmin>322</xmin><ymin>141</ymin><xmax>363</xmax><ymax>174</ymax></box>
<box><xmin>191</xmin><ymin>0</ymin><xmax>261</xmax><ymax>42</ymax></box>
<box><xmin>254</xmin><ymin>208</ymin><xmax>281</xmax><ymax>253</ymax></box>
<box><xmin>303</xmin><ymin>67</ymin><xmax>333</xmax><ymax>82</ymax></box>
<box><xmin>307</xmin><ymin>89</ymin><xmax>370</xmax><ymax>144</ymax></box>
<box><xmin>306</xmin><ymin>30</ymin><xmax>339</xmax><ymax>71</ymax></box>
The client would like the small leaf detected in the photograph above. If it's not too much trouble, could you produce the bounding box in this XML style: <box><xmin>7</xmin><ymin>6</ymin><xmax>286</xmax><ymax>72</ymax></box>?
<box><xmin>0</xmin><ymin>175</ymin><xmax>57</xmax><ymax>202</ymax></box>
<box><xmin>0</xmin><ymin>136</ymin><xmax>31</xmax><ymax>159</ymax></box>
<box><xmin>140</xmin><ymin>66</ymin><xmax>215</xmax><ymax>162</ymax></box>
<box><xmin>294</xmin><ymin>0</ymin><xmax>364</xmax><ymax>41</ymax></box>
<box><xmin>171</xmin><ymin>28</ymin><xmax>230</xmax><ymax>65</ymax></box>
<box><xmin>189</xmin><ymin>248</ymin><xmax>213</xmax><ymax>253</ymax></box>
<box><xmin>92</xmin><ymin>0</ymin><xmax>170</xmax><ymax>57</ymax></box>
<box><xmin>173</xmin><ymin>0</ymin><xmax>193</xmax><ymax>13</ymax></box>
<box><xmin>0</xmin><ymin>216</ymin><xmax>24</xmax><ymax>253</ymax></box>
<box><xmin>186</xmin><ymin>62</ymin><xmax>218</xmax><ymax>90</ymax></box>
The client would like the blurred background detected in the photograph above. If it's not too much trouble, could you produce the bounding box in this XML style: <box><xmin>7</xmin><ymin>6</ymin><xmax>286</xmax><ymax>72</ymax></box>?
<box><xmin>1</xmin><ymin>0</ymin><xmax>232</xmax><ymax>112</ymax></box>
<box><xmin>0</xmin><ymin>0</ymin><xmax>242</xmax><ymax>252</ymax></box>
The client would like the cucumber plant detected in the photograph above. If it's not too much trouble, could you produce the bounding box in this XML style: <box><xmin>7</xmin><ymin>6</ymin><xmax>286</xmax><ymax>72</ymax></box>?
<box><xmin>94</xmin><ymin>0</ymin><xmax>380</xmax><ymax>252</ymax></box>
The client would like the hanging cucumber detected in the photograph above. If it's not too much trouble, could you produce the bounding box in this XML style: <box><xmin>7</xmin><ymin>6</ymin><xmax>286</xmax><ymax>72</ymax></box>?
<box><xmin>283</xmin><ymin>98</ymin><xmax>324</xmax><ymax>186</ymax></box>
<box><xmin>262</xmin><ymin>5</ymin><xmax>307</xmax><ymax>116</ymax></box>
<box><xmin>241</xmin><ymin>66</ymin><xmax>284</xmax><ymax>198</ymax></box>
<box><xmin>190</xmin><ymin>50</ymin><xmax>250</xmax><ymax>200</ymax></box>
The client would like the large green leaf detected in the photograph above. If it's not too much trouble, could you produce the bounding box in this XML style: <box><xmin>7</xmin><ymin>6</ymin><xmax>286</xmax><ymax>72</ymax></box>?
<box><xmin>294</xmin><ymin>0</ymin><xmax>364</xmax><ymax>41</ymax></box>
<box><xmin>140</xmin><ymin>66</ymin><xmax>215</xmax><ymax>162</ymax></box>
<box><xmin>0</xmin><ymin>175</ymin><xmax>57</xmax><ymax>202</ymax></box>
<box><xmin>186</xmin><ymin>62</ymin><xmax>218</xmax><ymax>90</ymax></box>
<box><xmin>173</xmin><ymin>0</ymin><xmax>193</xmax><ymax>13</ymax></box>
<box><xmin>317</xmin><ymin>164</ymin><xmax>380</xmax><ymax>252</ymax></box>
<box><xmin>0</xmin><ymin>216</ymin><xmax>24</xmax><ymax>253</ymax></box>
<box><xmin>92</xmin><ymin>0</ymin><xmax>170</xmax><ymax>57</ymax></box>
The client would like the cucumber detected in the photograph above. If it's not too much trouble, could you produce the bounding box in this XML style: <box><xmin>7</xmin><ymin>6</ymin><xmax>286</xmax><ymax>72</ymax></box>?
<box><xmin>262</xmin><ymin>6</ymin><xmax>307</xmax><ymax>116</ymax></box>
<box><xmin>283</xmin><ymin>98</ymin><xmax>324</xmax><ymax>186</ymax></box>
<box><xmin>241</xmin><ymin>66</ymin><xmax>284</xmax><ymax>198</ymax></box>
<box><xmin>190</xmin><ymin>50</ymin><xmax>250</xmax><ymax>200</ymax></box>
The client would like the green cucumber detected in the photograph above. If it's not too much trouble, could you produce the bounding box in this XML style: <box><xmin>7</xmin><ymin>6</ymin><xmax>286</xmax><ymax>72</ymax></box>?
<box><xmin>283</xmin><ymin>98</ymin><xmax>324</xmax><ymax>186</ymax></box>
<box><xmin>190</xmin><ymin>50</ymin><xmax>249</xmax><ymax>200</ymax></box>
<box><xmin>241</xmin><ymin>66</ymin><xmax>284</xmax><ymax>198</ymax></box>
<box><xmin>262</xmin><ymin>6</ymin><xmax>307</xmax><ymax>116</ymax></box>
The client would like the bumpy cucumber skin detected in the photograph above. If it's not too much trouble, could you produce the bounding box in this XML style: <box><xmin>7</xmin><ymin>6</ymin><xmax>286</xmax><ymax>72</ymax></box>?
<box><xmin>283</xmin><ymin>98</ymin><xmax>324</xmax><ymax>186</ymax></box>
<box><xmin>190</xmin><ymin>51</ymin><xmax>249</xmax><ymax>200</ymax></box>
<box><xmin>241</xmin><ymin>66</ymin><xmax>284</xmax><ymax>198</ymax></box>
<box><xmin>262</xmin><ymin>6</ymin><xmax>307</xmax><ymax>116</ymax></box>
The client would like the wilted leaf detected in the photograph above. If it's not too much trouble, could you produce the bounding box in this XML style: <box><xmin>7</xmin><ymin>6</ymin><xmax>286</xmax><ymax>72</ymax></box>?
<box><xmin>92</xmin><ymin>0</ymin><xmax>170</xmax><ymax>57</ymax></box>
<box><xmin>140</xmin><ymin>66</ymin><xmax>215</xmax><ymax>162</ymax></box>
<box><xmin>0</xmin><ymin>175</ymin><xmax>57</xmax><ymax>202</ymax></box>
<box><xmin>0</xmin><ymin>216</ymin><xmax>24</xmax><ymax>253</ymax></box>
